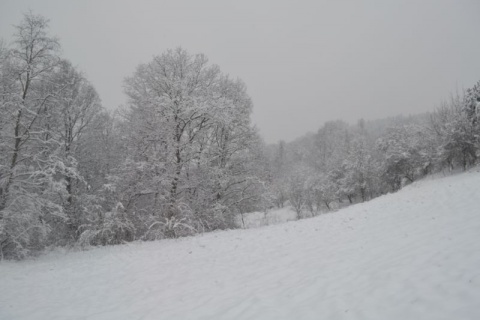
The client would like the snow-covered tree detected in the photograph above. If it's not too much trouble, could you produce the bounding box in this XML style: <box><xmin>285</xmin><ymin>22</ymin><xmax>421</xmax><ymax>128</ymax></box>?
<box><xmin>285</xmin><ymin>165</ymin><xmax>310</xmax><ymax>218</ymax></box>
<box><xmin>464</xmin><ymin>81</ymin><xmax>480</xmax><ymax>129</ymax></box>
<box><xmin>431</xmin><ymin>93</ymin><xmax>478</xmax><ymax>171</ymax></box>
<box><xmin>304</xmin><ymin>172</ymin><xmax>337</xmax><ymax>214</ymax></box>
<box><xmin>0</xmin><ymin>13</ymin><xmax>75</xmax><ymax>258</ymax></box>
<box><xmin>0</xmin><ymin>13</ymin><xmax>107</xmax><ymax>258</ymax></box>
<box><xmin>116</xmin><ymin>48</ymin><xmax>263</xmax><ymax>239</ymax></box>
<box><xmin>340</xmin><ymin>136</ymin><xmax>376</xmax><ymax>202</ymax></box>
<box><xmin>43</xmin><ymin>60</ymin><xmax>104</xmax><ymax>242</ymax></box>
<box><xmin>376</xmin><ymin>124</ymin><xmax>435</xmax><ymax>191</ymax></box>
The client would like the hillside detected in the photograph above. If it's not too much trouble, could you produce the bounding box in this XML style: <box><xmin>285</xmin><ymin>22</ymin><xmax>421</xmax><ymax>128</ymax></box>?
<box><xmin>1</xmin><ymin>170</ymin><xmax>480</xmax><ymax>320</ymax></box>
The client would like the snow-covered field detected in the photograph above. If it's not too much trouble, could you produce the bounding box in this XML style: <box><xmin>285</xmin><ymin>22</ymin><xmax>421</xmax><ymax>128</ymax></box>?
<box><xmin>1</xmin><ymin>170</ymin><xmax>480</xmax><ymax>320</ymax></box>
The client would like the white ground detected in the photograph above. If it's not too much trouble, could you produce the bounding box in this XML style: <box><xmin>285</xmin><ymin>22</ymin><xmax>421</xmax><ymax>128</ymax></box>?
<box><xmin>1</xmin><ymin>170</ymin><xmax>480</xmax><ymax>320</ymax></box>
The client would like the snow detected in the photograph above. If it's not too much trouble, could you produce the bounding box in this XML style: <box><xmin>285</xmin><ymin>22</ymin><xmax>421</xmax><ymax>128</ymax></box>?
<box><xmin>235</xmin><ymin>207</ymin><xmax>298</xmax><ymax>228</ymax></box>
<box><xmin>1</xmin><ymin>170</ymin><xmax>480</xmax><ymax>320</ymax></box>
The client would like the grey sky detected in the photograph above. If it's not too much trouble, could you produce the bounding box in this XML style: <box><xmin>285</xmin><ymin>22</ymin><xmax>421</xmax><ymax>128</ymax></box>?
<box><xmin>1</xmin><ymin>0</ymin><xmax>480</xmax><ymax>143</ymax></box>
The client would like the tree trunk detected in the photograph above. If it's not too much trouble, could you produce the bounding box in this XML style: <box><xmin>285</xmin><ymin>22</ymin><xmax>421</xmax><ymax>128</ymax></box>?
<box><xmin>0</xmin><ymin>110</ymin><xmax>23</xmax><ymax>211</ymax></box>
<box><xmin>324</xmin><ymin>200</ymin><xmax>331</xmax><ymax>211</ymax></box>
<box><xmin>240</xmin><ymin>212</ymin><xmax>246</xmax><ymax>229</ymax></box>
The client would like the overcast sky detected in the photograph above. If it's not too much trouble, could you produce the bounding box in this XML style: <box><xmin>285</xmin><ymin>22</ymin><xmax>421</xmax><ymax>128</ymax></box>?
<box><xmin>1</xmin><ymin>0</ymin><xmax>480</xmax><ymax>143</ymax></box>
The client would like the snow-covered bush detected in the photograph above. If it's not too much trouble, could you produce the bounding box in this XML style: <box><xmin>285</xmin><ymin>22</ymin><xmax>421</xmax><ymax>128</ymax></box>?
<box><xmin>78</xmin><ymin>202</ymin><xmax>135</xmax><ymax>247</ymax></box>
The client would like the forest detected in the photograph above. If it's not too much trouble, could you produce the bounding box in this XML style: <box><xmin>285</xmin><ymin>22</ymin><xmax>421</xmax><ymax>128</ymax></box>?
<box><xmin>1</xmin><ymin>13</ymin><xmax>479</xmax><ymax>260</ymax></box>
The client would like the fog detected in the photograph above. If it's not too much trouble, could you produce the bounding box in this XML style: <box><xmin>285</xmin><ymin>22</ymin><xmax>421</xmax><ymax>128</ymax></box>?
<box><xmin>1</xmin><ymin>0</ymin><xmax>479</xmax><ymax>142</ymax></box>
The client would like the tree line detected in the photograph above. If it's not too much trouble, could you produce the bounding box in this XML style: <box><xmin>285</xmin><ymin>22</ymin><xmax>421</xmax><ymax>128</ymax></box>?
<box><xmin>267</xmin><ymin>89</ymin><xmax>479</xmax><ymax>218</ymax></box>
<box><xmin>0</xmin><ymin>13</ymin><xmax>478</xmax><ymax>259</ymax></box>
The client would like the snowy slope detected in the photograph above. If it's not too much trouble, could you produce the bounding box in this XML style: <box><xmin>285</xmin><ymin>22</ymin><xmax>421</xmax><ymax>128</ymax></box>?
<box><xmin>1</xmin><ymin>170</ymin><xmax>480</xmax><ymax>320</ymax></box>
